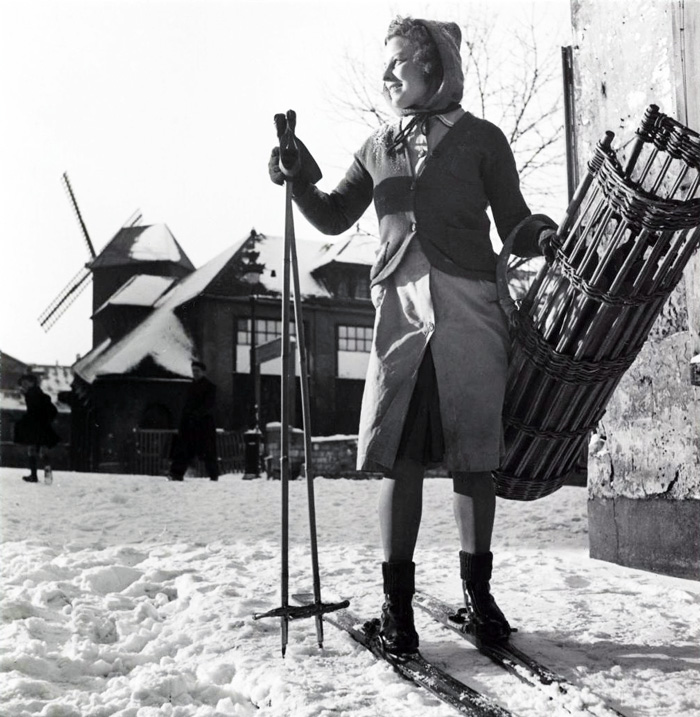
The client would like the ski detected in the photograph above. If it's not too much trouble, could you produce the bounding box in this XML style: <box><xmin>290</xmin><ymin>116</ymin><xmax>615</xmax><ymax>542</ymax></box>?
<box><xmin>415</xmin><ymin>592</ymin><xmax>629</xmax><ymax>717</ymax></box>
<box><xmin>292</xmin><ymin>593</ymin><xmax>513</xmax><ymax>717</ymax></box>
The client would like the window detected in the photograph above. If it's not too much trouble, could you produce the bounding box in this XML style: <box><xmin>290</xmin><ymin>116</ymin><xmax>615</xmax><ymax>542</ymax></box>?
<box><xmin>318</xmin><ymin>266</ymin><xmax>371</xmax><ymax>300</ymax></box>
<box><xmin>237</xmin><ymin>318</ymin><xmax>295</xmax><ymax>346</ymax></box>
<box><xmin>236</xmin><ymin>318</ymin><xmax>298</xmax><ymax>375</ymax></box>
<box><xmin>338</xmin><ymin>325</ymin><xmax>373</xmax><ymax>352</ymax></box>
<box><xmin>354</xmin><ymin>274</ymin><xmax>370</xmax><ymax>300</ymax></box>
<box><xmin>337</xmin><ymin>324</ymin><xmax>373</xmax><ymax>379</ymax></box>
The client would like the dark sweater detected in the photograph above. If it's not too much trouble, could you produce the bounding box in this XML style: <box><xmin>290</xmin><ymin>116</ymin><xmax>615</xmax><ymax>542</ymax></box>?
<box><xmin>295</xmin><ymin>112</ymin><xmax>556</xmax><ymax>285</ymax></box>
<box><xmin>180</xmin><ymin>377</ymin><xmax>216</xmax><ymax>427</ymax></box>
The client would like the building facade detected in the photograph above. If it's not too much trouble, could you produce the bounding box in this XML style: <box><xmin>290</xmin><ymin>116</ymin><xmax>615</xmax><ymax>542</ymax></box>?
<box><xmin>68</xmin><ymin>227</ymin><xmax>377</xmax><ymax>474</ymax></box>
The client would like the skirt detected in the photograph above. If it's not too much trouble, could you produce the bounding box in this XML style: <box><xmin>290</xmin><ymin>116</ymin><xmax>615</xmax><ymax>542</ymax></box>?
<box><xmin>357</xmin><ymin>238</ymin><xmax>510</xmax><ymax>473</ymax></box>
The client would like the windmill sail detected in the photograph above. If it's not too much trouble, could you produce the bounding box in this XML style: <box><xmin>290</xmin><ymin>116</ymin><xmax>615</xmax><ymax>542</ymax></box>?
<box><xmin>38</xmin><ymin>265</ymin><xmax>92</xmax><ymax>331</ymax></box>
<box><xmin>39</xmin><ymin>171</ymin><xmax>147</xmax><ymax>331</ymax></box>
<box><xmin>37</xmin><ymin>172</ymin><xmax>96</xmax><ymax>332</ymax></box>
<box><xmin>122</xmin><ymin>208</ymin><xmax>143</xmax><ymax>228</ymax></box>
<box><xmin>62</xmin><ymin>172</ymin><xmax>96</xmax><ymax>259</ymax></box>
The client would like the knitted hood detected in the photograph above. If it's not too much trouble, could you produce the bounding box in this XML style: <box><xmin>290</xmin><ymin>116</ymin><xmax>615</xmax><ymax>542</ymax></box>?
<box><xmin>383</xmin><ymin>19</ymin><xmax>465</xmax><ymax>116</ymax></box>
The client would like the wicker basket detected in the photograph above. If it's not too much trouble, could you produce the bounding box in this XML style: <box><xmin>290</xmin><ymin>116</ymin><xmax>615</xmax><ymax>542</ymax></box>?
<box><xmin>494</xmin><ymin>105</ymin><xmax>700</xmax><ymax>501</ymax></box>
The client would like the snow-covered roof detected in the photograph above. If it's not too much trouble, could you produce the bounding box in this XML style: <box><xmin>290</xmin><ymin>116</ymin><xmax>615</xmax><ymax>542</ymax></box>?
<box><xmin>89</xmin><ymin>224</ymin><xmax>195</xmax><ymax>271</ymax></box>
<box><xmin>35</xmin><ymin>364</ymin><xmax>73</xmax><ymax>395</ymax></box>
<box><xmin>74</xmin><ymin>238</ymin><xmax>249</xmax><ymax>383</ymax></box>
<box><xmin>73</xmin><ymin>229</ymin><xmax>374</xmax><ymax>384</ymax></box>
<box><xmin>312</xmin><ymin>231</ymin><xmax>379</xmax><ymax>270</ymax></box>
<box><xmin>252</xmin><ymin>235</ymin><xmax>329</xmax><ymax>297</ymax></box>
<box><xmin>155</xmin><ymin>240</ymin><xmax>246</xmax><ymax>310</ymax></box>
<box><xmin>93</xmin><ymin>275</ymin><xmax>176</xmax><ymax>316</ymax></box>
<box><xmin>249</xmin><ymin>231</ymin><xmax>376</xmax><ymax>297</ymax></box>
<box><xmin>73</xmin><ymin>311</ymin><xmax>195</xmax><ymax>384</ymax></box>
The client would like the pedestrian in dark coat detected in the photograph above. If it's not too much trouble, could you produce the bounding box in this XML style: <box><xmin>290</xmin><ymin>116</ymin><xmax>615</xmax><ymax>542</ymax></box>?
<box><xmin>169</xmin><ymin>360</ymin><xmax>219</xmax><ymax>481</ymax></box>
<box><xmin>14</xmin><ymin>373</ymin><xmax>60</xmax><ymax>483</ymax></box>
<box><xmin>268</xmin><ymin>16</ymin><xmax>558</xmax><ymax>653</ymax></box>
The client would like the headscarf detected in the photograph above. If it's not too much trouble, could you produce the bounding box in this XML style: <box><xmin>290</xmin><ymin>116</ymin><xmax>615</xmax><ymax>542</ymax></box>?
<box><xmin>383</xmin><ymin>19</ymin><xmax>465</xmax><ymax>150</ymax></box>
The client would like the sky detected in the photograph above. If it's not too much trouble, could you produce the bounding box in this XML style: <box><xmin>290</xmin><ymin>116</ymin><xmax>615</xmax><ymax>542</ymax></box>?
<box><xmin>0</xmin><ymin>0</ymin><xmax>571</xmax><ymax>366</ymax></box>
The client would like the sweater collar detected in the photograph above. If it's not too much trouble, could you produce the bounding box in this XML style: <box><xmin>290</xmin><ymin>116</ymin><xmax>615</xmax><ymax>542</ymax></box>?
<box><xmin>399</xmin><ymin>105</ymin><xmax>464</xmax><ymax>132</ymax></box>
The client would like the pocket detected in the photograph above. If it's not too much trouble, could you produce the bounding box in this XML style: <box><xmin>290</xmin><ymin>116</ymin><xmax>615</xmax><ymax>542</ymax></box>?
<box><xmin>370</xmin><ymin>242</ymin><xmax>390</xmax><ymax>282</ymax></box>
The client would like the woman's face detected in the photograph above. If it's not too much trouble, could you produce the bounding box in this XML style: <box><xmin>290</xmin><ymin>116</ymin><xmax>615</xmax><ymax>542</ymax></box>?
<box><xmin>383</xmin><ymin>36</ymin><xmax>432</xmax><ymax>110</ymax></box>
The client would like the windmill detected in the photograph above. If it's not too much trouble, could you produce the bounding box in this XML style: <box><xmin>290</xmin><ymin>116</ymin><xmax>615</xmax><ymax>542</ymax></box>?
<box><xmin>37</xmin><ymin>173</ymin><xmax>142</xmax><ymax>332</ymax></box>
<box><xmin>37</xmin><ymin>173</ymin><xmax>97</xmax><ymax>332</ymax></box>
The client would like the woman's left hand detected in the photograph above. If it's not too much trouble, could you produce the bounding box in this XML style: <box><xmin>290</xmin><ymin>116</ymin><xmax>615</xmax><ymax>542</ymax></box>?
<box><xmin>538</xmin><ymin>228</ymin><xmax>558</xmax><ymax>264</ymax></box>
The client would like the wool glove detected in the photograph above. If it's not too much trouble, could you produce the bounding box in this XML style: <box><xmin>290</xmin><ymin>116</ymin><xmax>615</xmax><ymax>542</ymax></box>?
<box><xmin>537</xmin><ymin>227</ymin><xmax>558</xmax><ymax>265</ymax></box>
<box><xmin>268</xmin><ymin>127</ymin><xmax>322</xmax><ymax>197</ymax></box>
<box><xmin>268</xmin><ymin>148</ymin><xmax>305</xmax><ymax>197</ymax></box>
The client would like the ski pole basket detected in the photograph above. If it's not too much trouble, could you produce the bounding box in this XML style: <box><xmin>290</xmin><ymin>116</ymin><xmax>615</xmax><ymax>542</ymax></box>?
<box><xmin>494</xmin><ymin>104</ymin><xmax>700</xmax><ymax>501</ymax></box>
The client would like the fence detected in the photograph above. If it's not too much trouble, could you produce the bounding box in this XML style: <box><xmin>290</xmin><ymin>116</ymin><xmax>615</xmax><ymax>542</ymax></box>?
<box><xmin>131</xmin><ymin>428</ymin><xmax>246</xmax><ymax>477</ymax></box>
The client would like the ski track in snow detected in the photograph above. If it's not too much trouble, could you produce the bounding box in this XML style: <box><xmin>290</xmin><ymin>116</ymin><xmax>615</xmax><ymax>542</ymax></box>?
<box><xmin>1</xmin><ymin>469</ymin><xmax>699</xmax><ymax>717</ymax></box>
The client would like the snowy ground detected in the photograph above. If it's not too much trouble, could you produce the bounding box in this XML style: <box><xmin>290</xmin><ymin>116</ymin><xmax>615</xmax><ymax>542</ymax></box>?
<box><xmin>1</xmin><ymin>468</ymin><xmax>699</xmax><ymax>717</ymax></box>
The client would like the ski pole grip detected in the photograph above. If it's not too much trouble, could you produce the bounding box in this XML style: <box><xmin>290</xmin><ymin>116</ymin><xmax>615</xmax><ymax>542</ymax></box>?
<box><xmin>285</xmin><ymin>109</ymin><xmax>297</xmax><ymax>135</ymax></box>
<box><xmin>273</xmin><ymin>109</ymin><xmax>322</xmax><ymax>185</ymax></box>
<box><xmin>275</xmin><ymin>109</ymin><xmax>301</xmax><ymax>178</ymax></box>
<box><xmin>274</xmin><ymin>113</ymin><xmax>287</xmax><ymax>139</ymax></box>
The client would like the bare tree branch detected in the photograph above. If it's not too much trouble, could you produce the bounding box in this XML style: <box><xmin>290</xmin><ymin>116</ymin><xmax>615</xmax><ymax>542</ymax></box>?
<box><xmin>325</xmin><ymin>7</ymin><xmax>567</xmax><ymax>220</ymax></box>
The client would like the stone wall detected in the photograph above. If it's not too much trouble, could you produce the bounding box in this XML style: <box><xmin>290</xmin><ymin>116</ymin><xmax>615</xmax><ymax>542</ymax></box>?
<box><xmin>263</xmin><ymin>423</ymin><xmax>382</xmax><ymax>479</ymax></box>
<box><xmin>263</xmin><ymin>422</ymin><xmax>306</xmax><ymax>479</ymax></box>
<box><xmin>571</xmin><ymin>0</ymin><xmax>700</xmax><ymax>578</ymax></box>
<box><xmin>263</xmin><ymin>422</ymin><xmax>587</xmax><ymax>484</ymax></box>
<box><xmin>311</xmin><ymin>434</ymin><xmax>362</xmax><ymax>478</ymax></box>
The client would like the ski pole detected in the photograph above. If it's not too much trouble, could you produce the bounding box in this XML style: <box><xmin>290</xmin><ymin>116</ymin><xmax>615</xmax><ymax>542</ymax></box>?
<box><xmin>290</xmin><ymin>221</ymin><xmax>324</xmax><ymax>647</ymax></box>
<box><xmin>280</xmin><ymin>108</ymin><xmax>325</xmax><ymax>647</ymax></box>
<box><xmin>279</xmin><ymin>176</ymin><xmax>293</xmax><ymax>656</ymax></box>
<box><xmin>253</xmin><ymin>110</ymin><xmax>348</xmax><ymax>656</ymax></box>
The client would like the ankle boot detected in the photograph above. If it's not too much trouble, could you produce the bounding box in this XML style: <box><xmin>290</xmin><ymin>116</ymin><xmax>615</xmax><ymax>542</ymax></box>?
<box><xmin>22</xmin><ymin>455</ymin><xmax>39</xmax><ymax>483</ymax></box>
<box><xmin>379</xmin><ymin>561</ymin><xmax>419</xmax><ymax>654</ymax></box>
<box><xmin>460</xmin><ymin>551</ymin><xmax>512</xmax><ymax>643</ymax></box>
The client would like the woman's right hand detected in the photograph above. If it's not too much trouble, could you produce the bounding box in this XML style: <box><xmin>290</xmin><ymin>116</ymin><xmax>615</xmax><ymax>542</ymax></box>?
<box><xmin>268</xmin><ymin>134</ymin><xmax>322</xmax><ymax>196</ymax></box>
<box><xmin>268</xmin><ymin>147</ymin><xmax>286</xmax><ymax>186</ymax></box>
<box><xmin>268</xmin><ymin>146</ymin><xmax>309</xmax><ymax>196</ymax></box>
<box><xmin>267</xmin><ymin>145</ymin><xmax>314</xmax><ymax>197</ymax></box>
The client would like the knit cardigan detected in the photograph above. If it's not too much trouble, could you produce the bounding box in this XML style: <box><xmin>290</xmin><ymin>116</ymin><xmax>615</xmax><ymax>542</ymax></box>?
<box><xmin>294</xmin><ymin>111</ymin><xmax>556</xmax><ymax>286</ymax></box>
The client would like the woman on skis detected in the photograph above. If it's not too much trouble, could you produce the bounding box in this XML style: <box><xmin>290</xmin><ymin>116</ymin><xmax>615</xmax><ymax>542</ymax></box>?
<box><xmin>269</xmin><ymin>15</ymin><xmax>557</xmax><ymax>653</ymax></box>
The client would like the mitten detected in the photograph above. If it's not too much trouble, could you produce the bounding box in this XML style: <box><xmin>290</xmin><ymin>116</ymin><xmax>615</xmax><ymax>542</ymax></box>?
<box><xmin>268</xmin><ymin>111</ymin><xmax>322</xmax><ymax>197</ymax></box>
<box><xmin>537</xmin><ymin>227</ymin><xmax>558</xmax><ymax>265</ymax></box>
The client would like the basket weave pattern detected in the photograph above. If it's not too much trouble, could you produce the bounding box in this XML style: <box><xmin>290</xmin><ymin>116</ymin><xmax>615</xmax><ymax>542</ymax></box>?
<box><xmin>494</xmin><ymin>105</ymin><xmax>700</xmax><ymax>501</ymax></box>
